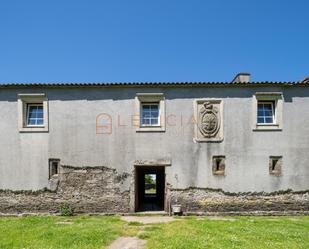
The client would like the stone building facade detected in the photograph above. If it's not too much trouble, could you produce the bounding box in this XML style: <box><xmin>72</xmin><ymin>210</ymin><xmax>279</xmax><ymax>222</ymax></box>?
<box><xmin>0</xmin><ymin>73</ymin><xmax>309</xmax><ymax>214</ymax></box>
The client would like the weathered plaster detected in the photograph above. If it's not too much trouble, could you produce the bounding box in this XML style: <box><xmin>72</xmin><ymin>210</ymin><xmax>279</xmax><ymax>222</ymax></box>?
<box><xmin>0</xmin><ymin>86</ymin><xmax>308</xmax><ymax>194</ymax></box>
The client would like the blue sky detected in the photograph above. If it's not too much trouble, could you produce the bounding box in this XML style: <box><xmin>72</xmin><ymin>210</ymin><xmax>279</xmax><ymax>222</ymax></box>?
<box><xmin>0</xmin><ymin>0</ymin><xmax>308</xmax><ymax>83</ymax></box>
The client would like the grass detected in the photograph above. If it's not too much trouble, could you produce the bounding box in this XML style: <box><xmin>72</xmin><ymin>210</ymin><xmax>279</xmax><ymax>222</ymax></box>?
<box><xmin>0</xmin><ymin>216</ymin><xmax>138</xmax><ymax>249</ymax></box>
<box><xmin>145</xmin><ymin>216</ymin><xmax>309</xmax><ymax>249</ymax></box>
<box><xmin>145</xmin><ymin>188</ymin><xmax>156</xmax><ymax>194</ymax></box>
<box><xmin>0</xmin><ymin>216</ymin><xmax>308</xmax><ymax>249</ymax></box>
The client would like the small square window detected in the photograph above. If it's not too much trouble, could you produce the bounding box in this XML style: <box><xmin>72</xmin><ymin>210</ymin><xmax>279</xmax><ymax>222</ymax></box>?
<box><xmin>141</xmin><ymin>103</ymin><xmax>160</xmax><ymax>126</ymax></box>
<box><xmin>49</xmin><ymin>159</ymin><xmax>60</xmax><ymax>179</ymax></box>
<box><xmin>257</xmin><ymin>101</ymin><xmax>275</xmax><ymax>124</ymax></box>
<box><xmin>212</xmin><ymin>156</ymin><xmax>225</xmax><ymax>175</ymax></box>
<box><xmin>269</xmin><ymin>156</ymin><xmax>282</xmax><ymax>176</ymax></box>
<box><xmin>27</xmin><ymin>104</ymin><xmax>44</xmax><ymax>126</ymax></box>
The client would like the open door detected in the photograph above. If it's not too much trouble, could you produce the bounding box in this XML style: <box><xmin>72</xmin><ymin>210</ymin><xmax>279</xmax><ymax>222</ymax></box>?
<box><xmin>135</xmin><ymin>166</ymin><xmax>165</xmax><ymax>212</ymax></box>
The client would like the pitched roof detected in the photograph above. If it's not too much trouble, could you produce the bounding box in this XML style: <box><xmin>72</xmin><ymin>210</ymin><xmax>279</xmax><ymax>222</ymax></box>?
<box><xmin>0</xmin><ymin>81</ymin><xmax>307</xmax><ymax>88</ymax></box>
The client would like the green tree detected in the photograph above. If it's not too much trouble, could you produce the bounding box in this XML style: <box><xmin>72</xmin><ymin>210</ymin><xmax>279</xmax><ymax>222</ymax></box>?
<box><xmin>145</xmin><ymin>174</ymin><xmax>155</xmax><ymax>184</ymax></box>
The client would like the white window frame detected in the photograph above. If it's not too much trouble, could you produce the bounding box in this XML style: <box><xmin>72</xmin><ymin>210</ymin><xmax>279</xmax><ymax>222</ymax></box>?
<box><xmin>253</xmin><ymin>92</ymin><xmax>283</xmax><ymax>131</ymax></box>
<box><xmin>140</xmin><ymin>102</ymin><xmax>160</xmax><ymax>127</ymax></box>
<box><xmin>26</xmin><ymin>103</ymin><xmax>44</xmax><ymax>127</ymax></box>
<box><xmin>257</xmin><ymin>101</ymin><xmax>275</xmax><ymax>125</ymax></box>
<box><xmin>18</xmin><ymin>93</ymin><xmax>49</xmax><ymax>132</ymax></box>
<box><xmin>135</xmin><ymin>93</ymin><xmax>165</xmax><ymax>132</ymax></box>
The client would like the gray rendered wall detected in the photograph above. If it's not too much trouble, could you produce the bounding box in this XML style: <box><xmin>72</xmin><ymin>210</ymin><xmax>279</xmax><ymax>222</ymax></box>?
<box><xmin>0</xmin><ymin>86</ymin><xmax>308</xmax><ymax>192</ymax></box>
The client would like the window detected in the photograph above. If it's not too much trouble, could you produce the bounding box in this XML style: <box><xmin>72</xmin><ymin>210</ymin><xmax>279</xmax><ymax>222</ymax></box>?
<box><xmin>212</xmin><ymin>156</ymin><xmax>225</xmax><ymax>175</ymax></box>
<box><xmin>135</xmin><ymin>93</ymin><xmax>165</xmax><ymax>132</ymax></box>
<box><xmin>49</xmin><ymin>159</ymin><xmax>60</xmax><ymax>179</ymax></box>
<box><xmin>27</xmin><ymin>104</ymin><xmax>44</xmax><ymax>126</ymax></box>
<box><xmin>18</xmin><ymin>93</ymin><xmax>49</xmax><ymax>132</ymax></box>
<box><xmin>253</xmin><ymin>92</ymin><xmax>283</xmax><ymax>131</ymax></box>
<box><xmin>257</xmin><ymin>101</ymin><xmax>275</xmax><ymax>124</ymax></box>
<box><xmin>269</xmin><ymin>156</ymin><xmax>282</xmax><ymax>176</ymax></box>
<box><xmin>141</xmin><ymin>103</ymin><xmax>160</xmax><ymax>126</ymax></box>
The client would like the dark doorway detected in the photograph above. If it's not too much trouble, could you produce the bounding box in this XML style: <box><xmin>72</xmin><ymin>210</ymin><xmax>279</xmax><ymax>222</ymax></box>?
<box><xmin>135</xmin><ymin>166</ymin><xmax>165</xmax><ymax>212</ymax></box>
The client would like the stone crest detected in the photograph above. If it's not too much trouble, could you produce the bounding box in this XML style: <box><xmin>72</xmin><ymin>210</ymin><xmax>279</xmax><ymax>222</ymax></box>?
<box><xmin>199</xmin><ymin>102</ymin><xmax>220</xmax><ymax>138</ymax></box>
<box><xmin>195</xmin><ymin>99</ymin><xmax>223</xmax><ymax>142</ymax></box>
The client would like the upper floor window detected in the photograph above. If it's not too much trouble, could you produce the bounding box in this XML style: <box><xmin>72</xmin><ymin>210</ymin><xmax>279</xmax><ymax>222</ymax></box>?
<box><xmin>252</xmin><ymin>92</ymin><xmax>283</xmax><ymax>131</ymax></box>
<box><xmin>135</xmin><ymin>93</ymin><xmax>165</xmax><ymax>132</ymax></box>
<box><xmin>257</xmin><ymin>101</ymin><xmax>275</xmax><ymax>124</ymax></box>
<box><xmin>141</xmin><ymin>103</ymin><xmax>160</xmax><ymax>126</ymax></box>
<box><xmin>27</xmin><ymin>104</ymin><xmax>44</xmax><ymax>126</ymax></box>
<box><xmin>18</xmin><ymin>93</ymin><xmax>49</xmax><ymax>132</ymax></box>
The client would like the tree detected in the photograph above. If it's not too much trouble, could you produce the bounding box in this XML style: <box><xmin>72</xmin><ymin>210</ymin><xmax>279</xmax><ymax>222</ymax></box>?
<box><xmin>145</xmin><ymin>174</ymin><xmax>155</xmax><ymax>184</ymax></box>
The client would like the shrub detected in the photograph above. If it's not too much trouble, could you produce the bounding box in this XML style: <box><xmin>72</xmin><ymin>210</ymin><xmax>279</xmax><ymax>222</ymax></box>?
<box><xmin>59</xmin><ymin>203</ymin><xmax>74</xmax><ymax>216</ymax></box>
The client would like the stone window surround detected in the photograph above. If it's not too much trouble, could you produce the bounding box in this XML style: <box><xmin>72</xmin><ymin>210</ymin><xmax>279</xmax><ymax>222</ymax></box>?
<box><xmin>269</xmin><ymin>156</ymin><xmax>282</xmax><ymax>176</ymax></box>
<box><xmin>135</xmin><ymin>93</ymin><xmax>165</xmax><ymax>132</ymax></box>
<box><xmin>252</xmin><ymin>92</ymin><xmax>283</xmax><ymax>131</ymax></box>
<box><xmin>18</xmin><ymin>93</ymin><xmax>49</xmax><ymax>132</ymax></box>
<box><xmin>49</xmin><ymin>158</ymin><xmax>60</xmax><ymax>179</ymax></box>
<box><xmin>212</xmin><ymin>155</ymin><xmax>226</xmax><ymax>176</ymax></box>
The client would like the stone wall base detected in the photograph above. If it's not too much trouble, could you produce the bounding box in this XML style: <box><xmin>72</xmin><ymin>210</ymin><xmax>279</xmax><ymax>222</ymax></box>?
<box><xmin>0</xmin><ymin>165</ymin><xmax>131</xmax><ymax>214</ymax></box>
<box><xmin>1</xmin><ymin>168</ymin><xmax>309</xmax><ymax>215</ymax></box>
<box><xmin>170</xmin><ymin>188</ymin><xmax>309</xmax><ymax>214</ymax></box>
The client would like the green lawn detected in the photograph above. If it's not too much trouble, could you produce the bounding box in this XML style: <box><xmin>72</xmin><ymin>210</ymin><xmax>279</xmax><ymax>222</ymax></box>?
<box><xmin>0</xmin><ymin>216</ymin><xmax>308</xmax><ymax>249</ymax></box>
<box><xmin>0</xmin><ymin>216</ymin><xmax>137</xmax><ymax>249</ymax></box>
<box><xmin>144</xmin><ymin>216</ymin><xmax>309</xmax><ymax>249</ymax></box>
<box><xmin>145</xmin><ymin>188</ymin><xmax>156</xmax><ymax>194</ymax></box>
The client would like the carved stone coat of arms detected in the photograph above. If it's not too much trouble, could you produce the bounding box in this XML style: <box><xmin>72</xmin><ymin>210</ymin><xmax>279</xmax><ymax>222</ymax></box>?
<box><xmin>195</xmin><ymin>100</ymin><xmax>223</xmax><ymax>142</ymax></box>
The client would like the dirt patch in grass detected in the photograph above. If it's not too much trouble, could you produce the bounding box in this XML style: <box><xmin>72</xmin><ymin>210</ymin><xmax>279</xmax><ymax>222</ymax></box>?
<box><xmin>121</xmin><ymin>216</ymin><xmax>175</xmax><ymax>224</ymax></box>
<box><xmin>206</xmin><ymin>216</ymin><xmax>237</xmax><ymax>221</ymax></box>
<box><xmin>107</xmin><ymin>236</ymin><xmax>146</xmax><ymax>249</ymax></box>
<box><xmin>55</xmin><ymin>221</ymin><xmax>74</xmax><ymax>225</ymax></box>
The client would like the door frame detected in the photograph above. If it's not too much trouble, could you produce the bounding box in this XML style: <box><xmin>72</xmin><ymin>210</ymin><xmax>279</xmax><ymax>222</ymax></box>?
<box><xmin>130</xmin><ymin>159</ymin><xmax>171</xmax><ymax>213</ymax></box>
<box><xmin>134</xmin><ymin>165</ymin><xmax>166</xmax><ymax>212</ymax></box>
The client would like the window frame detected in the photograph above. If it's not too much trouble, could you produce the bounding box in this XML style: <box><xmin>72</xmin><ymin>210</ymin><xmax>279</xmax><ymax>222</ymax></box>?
<box><xmin>257</xmin><ymin>101</ymin><xmax>275</xmax><ymax>125</ymax></box>
<box><xmin>49</xmin><ymin>158</ymin><xmax>60</xmax><ymax>179</ymax></box>
<box><xmin>135</xmin><ymin>93</ymin><xmax>165</xmax><ymax>132</ymax></box>
<box><xmin>140</xmin><ymin>102</ymin><xmax>160</xmax><ymax>127</ymax></box>
<box><xmin>212</xmin><ymin>155</ymin><xmax>226</xmax><ymax>176</ymax></box>
<box><xmin>18</xmin><ymin>93</ymin><xmax>49</xmax><ymax>132</ymax></box>
<box><xmin>252</xmin><ymin>92</ymin><xmax>283</xmax><ymax>131</ymax></box>
<box><xmin>26</xmin><ymin>103</ymin><xmax>45</xmax><ymax>127</ymax></box>
<box><xmin>269</xmin><ymin>156</ymin><xmax>282</xmax><ymax>176</ymax></box>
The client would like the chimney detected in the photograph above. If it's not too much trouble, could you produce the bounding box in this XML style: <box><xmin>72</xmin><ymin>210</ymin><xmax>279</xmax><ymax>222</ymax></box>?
<box><xmin>232</xmin><ymin>73</ymin><xmax>251</xmax><ymax>83</ymax></box>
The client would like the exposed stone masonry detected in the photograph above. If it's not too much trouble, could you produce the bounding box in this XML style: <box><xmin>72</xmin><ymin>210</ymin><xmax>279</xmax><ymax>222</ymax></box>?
<box><xmin>1</xmin><ymin>167</ymin><xmax>309</xmax><ymax>215</ymax></box>
<box><xmin>171</xmin><ymin>188</ymin><xmax>309</xmax><ymax>215</ymax></box>
<box><xmin>0</xmin><ymin>165</ymin><xmax>131</xmax><ymax>214</ymax></box>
